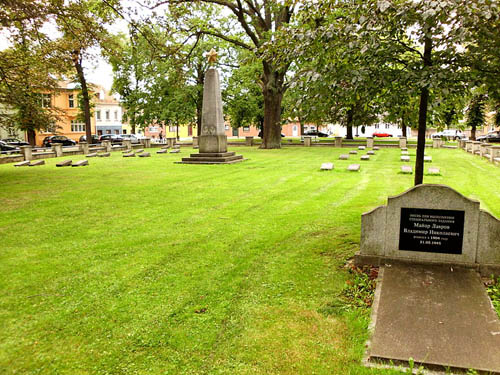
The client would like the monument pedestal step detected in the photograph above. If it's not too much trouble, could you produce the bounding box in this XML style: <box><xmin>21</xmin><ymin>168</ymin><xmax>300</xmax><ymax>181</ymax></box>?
<box><xmin>189</xmin><ymin>152</ymin><xmax>236</xmax><ymax>158</ymax></box>
<box><xmin>179</xmin><ymin>153</ymin><xmax>244</xmax><ymax>164</ymax></box>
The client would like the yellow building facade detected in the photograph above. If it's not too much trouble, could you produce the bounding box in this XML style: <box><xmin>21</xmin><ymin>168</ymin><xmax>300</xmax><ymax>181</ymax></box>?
<box><xmin>35</xmin><ymin>82</ymin><xmax>96</xmax><ymax>146</ymax></box>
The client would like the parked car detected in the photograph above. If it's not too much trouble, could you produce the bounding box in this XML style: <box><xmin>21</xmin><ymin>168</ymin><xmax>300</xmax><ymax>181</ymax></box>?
<box><xmin>42</xmin><ymin>135</ymin><xmax>77</xmax><ymax>147</ymax></box>
<box><xmin>431</xmin><ymin>129</ymin><xmax>465</xmax><ymax>140</ymax></box>
<box><xmin>373</xmin><ymin>132</ymin><xmax>392</xmax><ymax>137</ymax></box>
<box><xmin>79</xmin><ymin>135</ymin><xmax>100</xmax><ymax>144</ymax></box>
<box><xmin>303</xmin><ymin>130</ymin><xmax>329</xmax><ymax>137</ymax></box>
<box><xmin>121</xmin><ymin>134</ymin><xmax>140</xmax><ymax>144</ymax></box>
<box><xmin>476</xmin><ymin>130</ymin><xmax>500</xmax><ymax>143</ymax></box>
<box><xmin>0</xmin><ymin>140</ymin><xmax>18</xmax><ymax>153</ymax></box>
<box><xmin>99</xmin><ymin>134</ymin><xmax>124</xmax><ymax>144</ymax></box>
<box><xmin>1</xmin><ymin>138</ymin><xmax>29</xmax><ymax>146</ymax></box>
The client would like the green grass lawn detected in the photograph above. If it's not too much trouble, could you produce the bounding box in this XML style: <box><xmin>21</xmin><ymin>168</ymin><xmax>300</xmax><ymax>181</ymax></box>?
<box><xmin>0</xmin><ymin>147</ymin><xmax>499</xmax><ymax>375</ymax></box>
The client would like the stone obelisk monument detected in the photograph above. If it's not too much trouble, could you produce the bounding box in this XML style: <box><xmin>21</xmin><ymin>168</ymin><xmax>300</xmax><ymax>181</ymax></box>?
<box><xmin>180</xmin><ymin>49</ymin><xmax>244</xmax><ymax>164</ymax></box>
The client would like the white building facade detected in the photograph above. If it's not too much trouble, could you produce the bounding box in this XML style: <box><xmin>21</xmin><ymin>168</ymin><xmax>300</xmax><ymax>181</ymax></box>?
<box><xmin>94</xmin><ymin>87</ymin><xmax>126</xmax><ymax>136</ymax></box>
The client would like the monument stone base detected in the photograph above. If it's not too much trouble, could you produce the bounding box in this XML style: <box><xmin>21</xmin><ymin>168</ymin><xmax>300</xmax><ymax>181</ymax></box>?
<box><xmin>200</xmin><ymin>135</ymin><xmax>227</xmax><ymax>153</ymax></box>
<box><xmin>179</xmin><ymin>135</ymin><xmax>244</xmax><ymax>164</ymax></box>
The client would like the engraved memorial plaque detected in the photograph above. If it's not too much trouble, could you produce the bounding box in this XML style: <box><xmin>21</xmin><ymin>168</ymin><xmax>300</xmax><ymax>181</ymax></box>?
<box><xmin>399</xmin><ymin>208</ymin><xmax>464</xmax><ymax>254</ymax></box>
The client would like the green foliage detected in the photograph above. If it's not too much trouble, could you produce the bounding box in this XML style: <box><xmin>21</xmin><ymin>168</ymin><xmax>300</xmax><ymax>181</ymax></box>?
<box><xmin>340</xmin><ymin>266</ymin><xmax>378</xmax><ymax>313</ymax></box>
<box><xmin>487</xmin><ymin>276</ymin><xmax>500</xmax><ymax>317</ymax></box>
<box><xmin>466</xmin><ymin>94</ymin><xmax>486</xmax><ymax>130</ymax></box>
<box><xmin>223</xmin><ymin>54</ymin><xmax>264</xmax><ymax>128</ymax></box>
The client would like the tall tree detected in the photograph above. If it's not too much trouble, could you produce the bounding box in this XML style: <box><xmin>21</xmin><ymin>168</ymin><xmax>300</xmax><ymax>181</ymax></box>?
<box><xmin>54</xmin><ymin>0</ymin><xmax>116</xmax><ymax>143</ymax></box>
<box><xmin>144</xmin><ymin>0</ymin><xmax>300</xmax><ymax>149</ymax></box>
<box><xmin>0</xmin><ymin>1</ymin><xmax>64</xmax><ymax>144</ymax></box>
<box><xmin>466</xmin><ymin>94</ymin><xmax>486</xmax><ymax>141</ymax></box>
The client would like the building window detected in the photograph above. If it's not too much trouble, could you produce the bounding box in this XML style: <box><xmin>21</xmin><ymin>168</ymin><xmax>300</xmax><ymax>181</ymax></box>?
<box><xmin>122</xmin><ymin>129</ymin><xmax>127</xmax><ymax>134</ymax></box>
<box><xmin>106</xmin><ymin>129</ymin><xmax>111</xmax><ymax>134</ymax></box>
<box><xmin>96</xmin><ymin>110</ymin><xmax>101</xmax><ymax>120</ymax></box>
<box><xmin>150</xmin><ymin>126</ymin><xmax>158</xmax><ymax>132</ymax></box>
<box><xmin>169</xmin><ymin>126</ymin><xmax>177</xmax><ymax>132</ymax></box>
<box><xmin>225</xmin><ymin>125</ymin><xmax>229</xmax><ymax>130</ymax></box>
<box><xmin>375</xmin><ymin>124</ymin><xmax>379</xmax><ymax>129</ymax></box>
<box><xmin>70</xmin><ymin>120</ymin><xmax>86</xmax><ymax>132</ymax></box>
<box><xmin>97</xmin><ymin>130</ymin><xmax>103</xmax><ymax>135</ymax></box>
<box><xmin>105</xmin><ymin>111</ymin><xmax>110</xmax><ymax>120</ymax></box>
<box><xmin>68</xmin><ymin>94</ymin><xmax>74</xmax><ymax>108</ymax></box>
<box><xmin>41</xmin><ymin>93</ymin><xmax>51</xmax><ymax>108</ymax></box>
<box><xmin>114</xmin><ymin>111</ymin><xmax>118</xmax><ymax>120</ymax></box>
<box><xmin>385</xmin><ymin>124</ymin><xmax>390</xmax><ymax>129</ymax></box>
<box><xmin>115</xmin><ymin>129</ymin><xmax>119</xmax><ymax>135</ymax></box>
<box><xmin>243</xmin><ymin>126</ymin><xmax>250</xmax><ymax>132</ymax></box>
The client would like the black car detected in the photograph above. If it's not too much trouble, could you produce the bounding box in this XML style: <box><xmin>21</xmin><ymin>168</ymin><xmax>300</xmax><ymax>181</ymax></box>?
<box><xmin>0</xmin><ymin>140</ymin><xmax>18</xmax><ymax>153</ymax></box>
<box><xmin>303</xmin><ymin>130</ymin><xmax>329</xmax><ymax>137</ymax></box>
<box><xmin>99</xmin><ymin>134</ymin><xmax>124</xmax><ymax>144</ymax></box>
<box><xmin>2</xmin><ymin>138</ymin><xmax>29</xmax><ymax>146</ymax></box>
<box><xmin>42</xmin><ymin>135</ymin><xmax>77</xmax><ymax>147</ymax></box>
<box><xmin>477</xmin><ymin>131</ymin><xmax>500</xmax><ymax>143</ymax></box>
<box><xmin>79</xmin><ymin>135</ymin><xmax>100</xmax><ymax>144</ymax></box>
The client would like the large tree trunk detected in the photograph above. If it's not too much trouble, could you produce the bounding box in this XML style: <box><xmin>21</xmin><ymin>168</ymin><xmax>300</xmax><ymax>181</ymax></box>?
<box><xmin>401</xmin><ymin>117</ymin><xmax>407</xmax><ymax>137</ymax></box>
<box><xmin>260</xmin><ymin>62</ymin><xmax>285</xmax><ymax>149</ymax></box>
<box><xmin>470</xmin><ymin>125</ymin><xmax>476</xmax><ymax>141</ymax></box>
<box><xmin>414</xmin><ymin>34</ymin><xmax>432</xmax><ymax>186</ymax></box>
<box><xmin>73</xmin><ymin>52</ymin><xmax>92</xmax><ymax>143</ymax></box>
<box><xmin>27</xmin><ymin>128</ymin><xmax>36</xmax><ymax>146</ymax></box>
<box><xmin>345</xmin><ymin>108</ymin><xmax>354</xmax><ymax>139</ymax></box>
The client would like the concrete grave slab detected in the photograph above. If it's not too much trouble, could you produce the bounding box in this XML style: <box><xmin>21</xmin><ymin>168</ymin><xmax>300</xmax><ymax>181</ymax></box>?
<box><xmin>348</xmin><ymin>164</ymin><xmax>360</xmax><ymax>171</ymax></box>
<box><xmin>401</xmin><ymin>147</ymin><xmax>408</xmax><ymax>151</ymax></box>
<box><xmin>401</xmin><ymin>165</ymin><xmax>412</xmax><ymax>174</ymax></box>
<box><xmin>72</xmin><ymin>160</ymin><xmax>88</xmax><ymax>167</ymax></box>
<box><xmin>358</xmin><ymin>146</ymin><xmax>366</xmax><ymax>150</ymax></box>
<box><xmin>161</xmin><ymin>145</ymin><xmax>170</xmax><ymax>149</ymax></box>
<box><xmin>14</xmin><ymin>161</ymin><xmax>30</xmax><ymax>167</ymax></box>
<box><xmin>401</xmin><ymin>150</ymin><xmax>409</xmax><ymax>155</ymax></box>
<box><xmin>137</xmin><ymin>152</ymin><xmax>151</xmax><ymax>157</ymax></box>
<box><xmin>424</xmin><ymin>155</ymin><xmax>433</xmax><ymax>162</ymax></box>
<box><xmin>134</xmin><ymin>149</ymin><xmax>144</xmax><ymax>154</ymax></box>
<box><xmin>56</xmin><ymin>160</ymin><xmax>72</xmax><ymax>167</ymax></box>
<box><xmin>29</xmin><ymin>160</ymin><xmax>45</xmax><ymax>166</ymax></box>
<box><xmin>400</xmin><ymin>156</ymin><xmax>410</xmax><ymax>162</ymax></box>
<box><xmin>170</xmin><ymin>149</ymin><xmax>180</xmax><ymax>154</ymax></box>
<box><xmin>97</xmin><ymin>152</ymin><xmax>110</xmax><ymax>157</ymax></box>
<box><xmin>173</xmin><ymin>145</ymin><xmax>181</xmax><ymax>149</ymax></box>
<box><xmin>86</xmin><ymin>153</ymin><xmax>98</xmax><ymax>157</ymax></box>
<box><xmin>157</xmin><ymin>149</ymin><xmax>168</xmax><ymax>154</ymax></box>
<box><xmin>367</xmin><ymin>151</ymin><xmax>375</xmax><ymax>155</ymax></box>
<box><xmin>373</xmin><ymin>146</ymin><xmax>380</xmax><ymax>150</ymax></box>
<box><xmin>320</xmin><ymin>162</ymin><xmax>333</xmax><ymax>170</ymax></box>
<box><xmin>361</xmin><ymin>155</ymin><xmax>370</xmax><ymax>160</ymax></box>
<box><xmin>367</xmin><ymin>263</ymin><xmax>500</xmax><ymax>374</ymax></box>
<box><xmin>339</xmin><ymin>154</ymin><xmax>349</xmax><ymax>160</ymax></box>
<box><xmin>349</xmin><ymin>150</ymin><xmax>358</xmax><ymax>154</ymax></box>
<box><xmin>428</xmin><ymin>167</ymin><xmax>441</xmax><ymax>175</ymax></box>
<box><xmin>123</xmin><ymin>152</ymin><xmax>135</xmax><ymax>157</ymax></box>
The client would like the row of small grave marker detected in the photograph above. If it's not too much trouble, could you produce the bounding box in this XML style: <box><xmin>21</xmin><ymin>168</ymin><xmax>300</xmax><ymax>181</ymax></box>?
<box><xmin>14</xmin><ymin>159</ymin><xmax>89</xmax><ymax>167</ymax></box>
<box><xmin>320</xmin><ymin>163</ymin><xmax>360</xmax><ymax>171</ymax></box>
<box><xmin>14</xmin><ymin>145</ymin><xmax>183</xmax><ymax>167</ymax></box>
